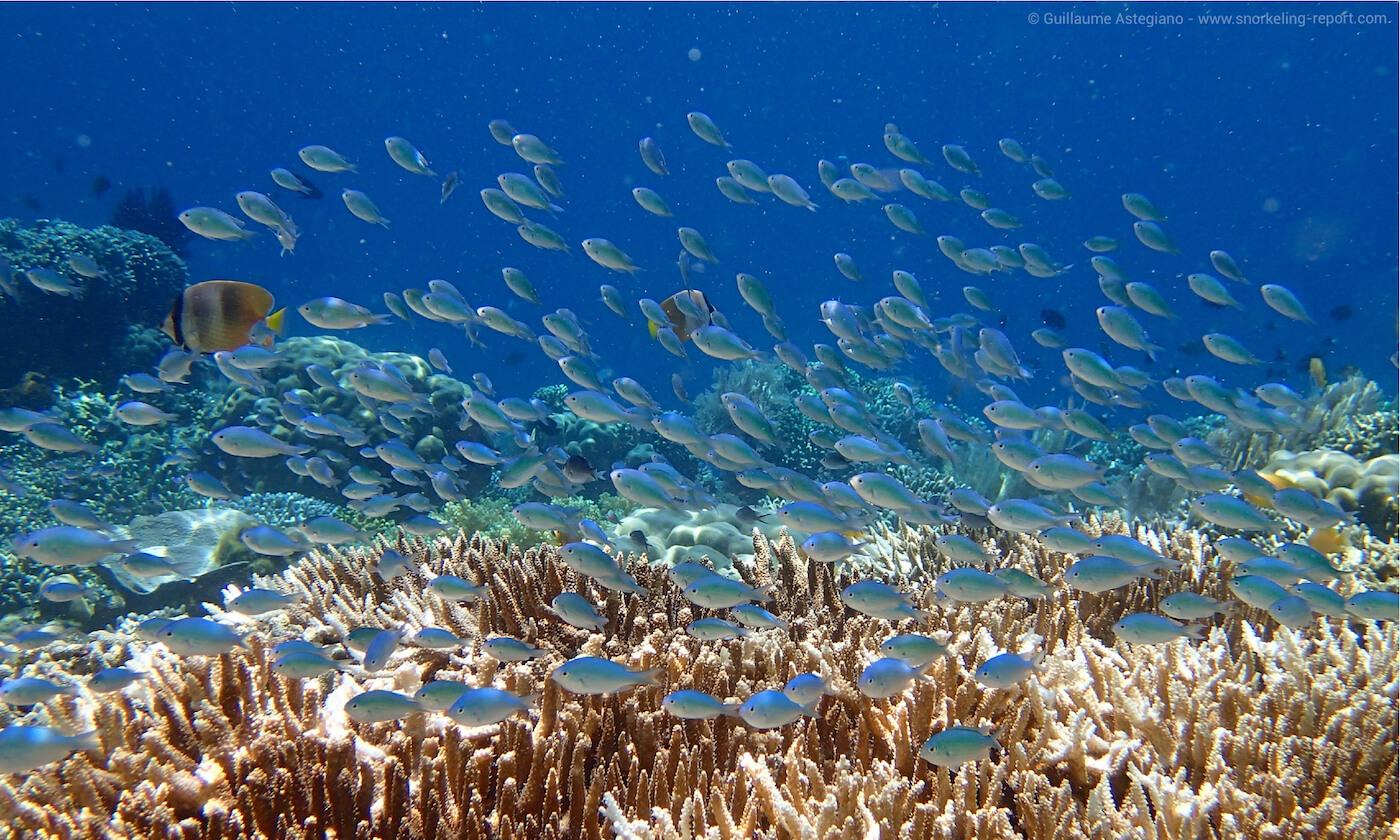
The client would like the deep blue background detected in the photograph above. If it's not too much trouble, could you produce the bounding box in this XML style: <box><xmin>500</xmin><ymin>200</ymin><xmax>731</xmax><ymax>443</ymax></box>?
<box><xmin>0</xmin><ymin>2</ymin><xmax>1394</xmax><ymax>410</ymax></box>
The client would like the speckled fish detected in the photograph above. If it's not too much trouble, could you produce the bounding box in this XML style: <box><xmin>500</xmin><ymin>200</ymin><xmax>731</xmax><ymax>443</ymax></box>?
<box><xmin>1113</xmin><ymin>613</ymin><xmax>1204</xmax><ymax>644</ymax></box>
<box><xmin>919</xmin><ymin>726</ymin><xmax>998</xmax><ymax>768</ymax></box>
<box><xmin>550</xmin><ymin>656</ymin><xmax>662</xmax><ymax>694</ymax></box>
<box><xmin>737</xmin><ymin>690</ymin><xmax>816</xmax><ymax>729</ymax></box>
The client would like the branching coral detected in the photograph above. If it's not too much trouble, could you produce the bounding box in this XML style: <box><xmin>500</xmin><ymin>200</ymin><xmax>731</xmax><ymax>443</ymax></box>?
<box><xmin>0</xmin><ymin>525</ymin><xmax>1394</xmax><ymax>839</ymax></box>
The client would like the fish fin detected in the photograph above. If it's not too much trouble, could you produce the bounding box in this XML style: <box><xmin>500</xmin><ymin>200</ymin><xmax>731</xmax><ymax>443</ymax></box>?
<box><xmin>264</xmin><ymin>307</ymin><xmax>287</xmax><ymax>336</ymax></box>
<box><xmin>73</xmin><ymin>730</ymin><xmax>102</xmax><ymax>753</ymax></box>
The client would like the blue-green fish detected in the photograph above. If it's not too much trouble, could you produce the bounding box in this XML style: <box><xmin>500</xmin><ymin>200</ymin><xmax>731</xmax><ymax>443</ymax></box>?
<box><xmin>919</xmin><ymin>726</ymin><xmax>998</xmax><ymax>768</ymax></box>
<box><xmin>446</xmin><ymin>687</ymin><xmax>538</xmax><ymax>727</ymax></box>
<box><xmin>550</xmin><ymin>656</ymin><xmax>662</xmax><ymax>694</ymax></box>
<box><xmin>1113</xmin><ymin>613</ymin><xmax>1204</xmax><ymax>644</ymax></box>
<box><xmin>344</xmin><ymin>690</ymin><xmax>422</xmax><ymax>724</ymax></box>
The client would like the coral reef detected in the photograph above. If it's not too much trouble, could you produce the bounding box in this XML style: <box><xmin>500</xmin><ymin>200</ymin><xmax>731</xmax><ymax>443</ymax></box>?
<box><xmin>613</xmin><ymin>504</ymin><xmax>784</xmax><ymax>572</ymax></box>
<box><xmin>438</xmin><ymin>493</ymin><xmax>637</xmax><ymax>550</ymax></box>
<box><xmin>1</xmin><ymin>525</ymin><xmax>1393</xmax><ymax>839</ymax></box>
<box><xmin>0</xmin><ymin>218</ymin><xmax>188</xmax><ymax>388</ymax></box>
<box><xmin>1262</xmin><ymin>449</ymin><xmax>1399</xmax><ymax>542</ymax></box>
<box><xmin>108</xmin><ymin>186</ymin><xmax>194</xmax><ymax>258</ymax></box>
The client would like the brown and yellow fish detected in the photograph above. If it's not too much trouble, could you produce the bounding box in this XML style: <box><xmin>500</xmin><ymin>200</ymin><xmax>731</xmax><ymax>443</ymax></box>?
<box><xmin>648</xmin><ymin>289</ymin><xmax>715</xmax><ymax>343</ymax></box>
<box><xmin>161</xmin><ymin>279</ymin><xmax>285</xmax><ymax>353</ymax></box>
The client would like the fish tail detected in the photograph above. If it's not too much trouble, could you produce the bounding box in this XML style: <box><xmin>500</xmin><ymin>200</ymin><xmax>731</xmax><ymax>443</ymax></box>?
<box><xmin>73</xmin><ymin>730</ymin><xmax>102</xmax><ymax>753</ymax></box>
<box><xmin>638</xmin><ymin>667</ymin><xmax>665</xmax><ymax>686</ymax></box>
<box><xmin>264</xmin><ymin>308</ymin><xmax>287</xmax><ymax>336</ymax></box>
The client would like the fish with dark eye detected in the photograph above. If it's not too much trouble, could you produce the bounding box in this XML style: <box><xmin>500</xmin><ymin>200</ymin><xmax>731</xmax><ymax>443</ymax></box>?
<box><xmin>161</xmin><ymin>280</ymin><xmax>284</xmax><ymax>354</ymax></box>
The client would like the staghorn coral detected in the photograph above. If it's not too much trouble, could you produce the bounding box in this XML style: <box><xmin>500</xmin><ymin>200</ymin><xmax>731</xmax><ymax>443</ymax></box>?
<box><xmin>0</xmin><ymin>525</ymin><xmax>1395</xmax><ymax>840</ymax></box>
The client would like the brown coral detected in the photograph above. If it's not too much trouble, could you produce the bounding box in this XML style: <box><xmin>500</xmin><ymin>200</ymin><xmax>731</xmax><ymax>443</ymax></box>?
<box><xmin>0</xmin><ymin>525</ymin><xmax>1395</xmax><ymax>840</ymax></box>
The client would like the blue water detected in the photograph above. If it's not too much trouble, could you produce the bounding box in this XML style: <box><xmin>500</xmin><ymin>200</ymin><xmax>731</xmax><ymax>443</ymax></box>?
<box><xmin>0</xmin><ymin>2</ymin><xmax>1394</xmax><ymax>406</ymax></box>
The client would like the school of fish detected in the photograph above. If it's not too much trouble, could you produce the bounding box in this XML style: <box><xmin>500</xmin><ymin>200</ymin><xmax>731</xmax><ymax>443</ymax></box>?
<box><xmin>0</xmin><ymin>111</ymin><xmax>1395</xmax><ymax>779</ymax></box>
